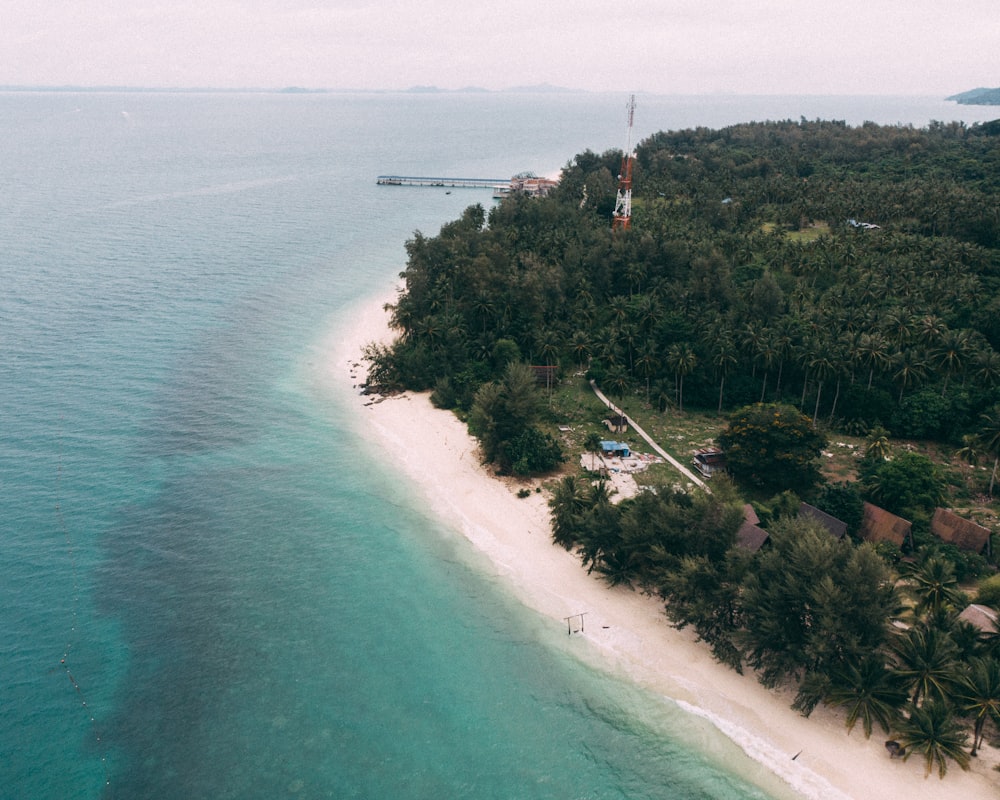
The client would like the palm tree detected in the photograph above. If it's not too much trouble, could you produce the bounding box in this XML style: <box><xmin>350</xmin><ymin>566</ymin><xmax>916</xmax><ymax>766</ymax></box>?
<box><xmin>893</xmin><ymin>700</ymin><xmax>971</xmax><ymax>778</ymax></box>
<box><xmin>824</xmin><ymin>655</ymin><xmax>909</xmax><ymax>738</ymax></box>
<box><xmin>882</xmin><ymin>308</ymin><xmax>916</xmax><ymax>351</ymax></box>
<box><xmin>594</xmin><ymin>545</ymin><xmax>641</xmax><ymax>587</ymax></box>
<box><xmin>534</xmin><ymin>328</ymin><xmax>561</xmax><ymax>396</ymax></box>
<box><xmin>666</xmin><ymin>343</ymin><xmax>697</xmax><ymax>413</ymax></box>
<box><xmin>613</xmin><ymin>321</ymin><xmax>639</xmax><ymax>372</ymax></box>
<box><xmin>771</xmin><ymin>319</ymin><xmax>797</xmax><ymax>399</ymax></box>
<box><xmin>635</xmin><ymin>344</ymin><xmax>659</xmax><ymax>405</ymax></box>
<box><xmin>635</xmin><ymin>294</ymin><xmax>660</xmax><ymax>334</ymax></box>
<box><xmin>855</xmin><ymin>331</ymin><xmax>891</xmax><ymax>391</ymax></box>
<box><xmin>549</xmin><ymin>475</ymin><xmax>586</xmax><ymax>549</ymax></box>
<box><xmin>904</xmin><ymin>557</ymin><xmax>967</xmax><ymax>618</ymax></box>
<box><xmin>932</xmin><ymin>328</ymin><xmax>971</xmax><ymax>396</ymax></box>
<box><xmin>741</xmin><ymin>322</ymin><xmax>764</xmax><ymax>376</ymax></box>
<box><xmin>583</xmin><ymin>431</ymin><xmax>603</xmax><ymax>472</ymax></box>
<box><xmin>971</xmin><ymin>347</ymin><xmax>1000</xmax><ymax>391</ymax></box>
<box><xmin>420</xmin><ymin>315</ymin><xmax>444</xmax><ymax>350</ymax></box>
<box><xmin>808</xmin><ymin>348</ymin><xmax>838</xmax><ymax>424</ymax></box>
<box><xmin>915</xmin><ymin>313</ymin><xmax>946</xmax><ymax>346</ymax></box>
<box><xmin>577</xmin><ymin>479</ymin><xmax>619</xmax><ymax>573</ymax></box>
<box><xmin>891</xmin><ymin>348</ymin><xmax>929</xmax><ymax>403</ymax></box>
<box><xmin>607</xmin><ymin>368</ymin><xmax>630</xmax><ymax>401</ymax></box>
<box><xmin>958</xmin><ymin>656</ymin><xmax>1000</xmax><ymax>757</ymax></box>
<box><xmin>754</xmin><ymin>330</ymin><xmax>778</xmax><ymax>403</ymax></box>
<box><xmin>795</xmin><ymin>338</ymin><xmax>814</xmax><ymax>410</ymax></box>
<box><xmin>827</xmin><ymin>346</ymin><xmax>850</xmax><ymax>424</ymax></box>
<box><xmin>864</xmin><ymin>426</ymin><xmax>892</xmax><ymax>461</ymax></box>
<box><xmin>625</xmin><ymin>261</ymin><xmax>647</xmax><ymax>298</ymax></box>
<box><xmin>978</xmin><ymin>405</ymin><xmax>1000</xmax><ymax>498</ymax></box>
<box><xmin>570</xmin><ymin>331</ymin><xmax>592</xmax><ymax>372</ymax></box>
<box><xmin>711</xmin><ymin>334</ymin><xmax>739</xmax><ymax>413</ymax></box>
<box><xmin>954</xmin><ymin>434</ymin><xmax>982</xmax><ymax>470</ymax></box>
<box><xmin>608</xmin><ymin>295</ymin><xmax>629</xmax><ymax>327</ymax></box>
<box><xmin>891</xmin><ymin>626</ymin><xmax>962</xmax><ymax>706</ymax></box>
<box><xmin>472</xmin><ymin>292</ymin><xmax>495</xmax><ymax>334</ymax></box>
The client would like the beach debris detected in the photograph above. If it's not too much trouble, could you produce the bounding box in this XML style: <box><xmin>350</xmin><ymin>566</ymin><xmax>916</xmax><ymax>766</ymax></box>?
<box><xmin>884</xmin><ymin>740</ymin><xmax>904</xmax><ymax>758</ymax></box>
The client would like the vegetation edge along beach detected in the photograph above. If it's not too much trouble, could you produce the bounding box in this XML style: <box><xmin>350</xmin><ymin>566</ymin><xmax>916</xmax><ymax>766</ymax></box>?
<box><xmin>352</xmin><ymin>117</ymin><xmax>1000</xmax><ymax>795</ymax></box>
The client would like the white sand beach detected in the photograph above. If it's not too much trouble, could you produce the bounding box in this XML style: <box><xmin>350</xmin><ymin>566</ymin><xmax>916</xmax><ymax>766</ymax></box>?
<box><xmin>331</xmin><ymin>292</ymin><xmax>999</xmax><ymax>800</ymax></box>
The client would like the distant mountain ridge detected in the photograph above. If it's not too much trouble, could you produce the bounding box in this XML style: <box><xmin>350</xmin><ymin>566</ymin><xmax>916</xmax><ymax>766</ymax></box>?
<box><xmin>947</xmin><ymin>87</ymin><xmax>1000</xmax><ymax>105</ymax></box>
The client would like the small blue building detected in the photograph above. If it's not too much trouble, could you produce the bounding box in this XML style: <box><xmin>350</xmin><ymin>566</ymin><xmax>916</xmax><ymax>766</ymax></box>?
<box><xmin>600</xmin><ymin>440</ymin><xmax>630</xmax><ymax>458</ymax></box>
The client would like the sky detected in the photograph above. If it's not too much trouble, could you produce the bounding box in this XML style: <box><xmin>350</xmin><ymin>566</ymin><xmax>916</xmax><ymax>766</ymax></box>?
<box><xmin>3</xmin><ymin>0</ymin><xmax>997</xmax><ymax>94</ymax></box>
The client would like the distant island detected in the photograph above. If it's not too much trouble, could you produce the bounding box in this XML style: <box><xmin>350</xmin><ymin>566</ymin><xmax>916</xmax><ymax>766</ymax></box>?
<box><xmin>947</xmin><ymin>87</ymin><xmax>1000</xmax><ymax>105</ymax></box>
<box><xmin>0</xmin><ymin>83</ymin><xmax>584</xmax><ymax>95</ymax></box>
<box><xmin>403</xmin><ymin>83</ymin><xmax>580</xmax><ymax>94</ymax></box>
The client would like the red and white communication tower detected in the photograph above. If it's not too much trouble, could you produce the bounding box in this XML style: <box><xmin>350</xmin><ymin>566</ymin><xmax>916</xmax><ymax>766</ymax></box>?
<box><xmin>612</xmin><ymin>94</ymin><xmax>636</xmax><ymax>231</ymax></box>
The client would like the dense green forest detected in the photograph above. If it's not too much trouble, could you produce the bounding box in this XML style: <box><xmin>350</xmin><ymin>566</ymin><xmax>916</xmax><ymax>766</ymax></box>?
<box><xmin>367</xmin><ymin>118</ymin><xmax>1000</xmax><ymax>776</ymax></box>
<box><xmin>370</xmin><ymin>118</ymin><xmax>1000</xmax><ymax>441</ymax></box>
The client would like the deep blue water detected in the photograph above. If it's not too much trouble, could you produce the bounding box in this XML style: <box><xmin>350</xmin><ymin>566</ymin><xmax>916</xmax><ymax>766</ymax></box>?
<box><xmin>2</xmin><ymin>91</ymin><xmax>995</xmax><ymax>800</ymax></box>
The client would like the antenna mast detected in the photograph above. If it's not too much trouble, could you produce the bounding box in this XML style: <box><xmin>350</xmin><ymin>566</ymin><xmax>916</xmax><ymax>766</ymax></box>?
<box><xmin>612</xmin><ymin>94</ymin><xmax>636</xmax><ymax>231</ymax></box>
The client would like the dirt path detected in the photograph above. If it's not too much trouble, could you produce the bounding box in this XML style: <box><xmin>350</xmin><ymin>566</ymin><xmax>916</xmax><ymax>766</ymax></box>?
<box><xmin>589</xmin><ymin>380</ymin><xmax>710</xmax><ymax>491</ymax></box>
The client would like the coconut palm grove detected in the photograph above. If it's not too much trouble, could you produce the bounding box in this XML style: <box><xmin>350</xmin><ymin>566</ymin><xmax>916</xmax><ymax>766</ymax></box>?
<box><xmin>367</xmin><ymin>117</ymin><xmax>1000</xmax><ymax>777</ymax></box>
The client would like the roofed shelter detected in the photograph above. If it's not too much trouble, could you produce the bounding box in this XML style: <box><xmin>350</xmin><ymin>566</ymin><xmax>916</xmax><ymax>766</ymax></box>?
<box><xmin>692</xmin><ymin>447</ymin><xmax>726</xmax><ymax>479</ymax></box>
<box><xmin>930</xmin><ymin>507</ymin><xmax>992</xmax><ymax>555</ymax></box>
<box><xmin>798</xmin><ymin>503</ymin><xmax>848</xmax><ymax>540</ymax></box>
<box><xmin>958</xmin><ymin>603</ymin><xmax>999</xmax><ymax>634</ymax></box>
<box><xmin>603</xmin><ymin>414</ymin><xmax>628</xmax><ymax>434</ymax></box>
<box><xmin>860</xmin><ymin>502</ymin><xmax>912</xmax><ymax>549</ymax></box>
<box><xmin>736</xmin><ymin>504</ymin><xmax>769</xmax><ymax>552</ymax></box>
<box><xmin>600</xmin><ymin>440</ymin><xmax>630</xmax><ymax>458</ymax></box>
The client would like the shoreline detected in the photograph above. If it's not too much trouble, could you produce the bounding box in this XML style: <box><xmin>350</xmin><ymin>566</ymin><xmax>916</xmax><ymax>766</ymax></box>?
<box><xmin>329</xmin><ymin>291</ymin><xmax>998</xmax><ymax>800</ymax></box>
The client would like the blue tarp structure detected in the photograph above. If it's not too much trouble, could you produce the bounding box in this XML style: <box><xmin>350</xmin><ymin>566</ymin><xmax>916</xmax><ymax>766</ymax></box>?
<box><xmin>600</xmin><ymin>440</ymin><xmax>630</xmax><ymax>457</ymax></box>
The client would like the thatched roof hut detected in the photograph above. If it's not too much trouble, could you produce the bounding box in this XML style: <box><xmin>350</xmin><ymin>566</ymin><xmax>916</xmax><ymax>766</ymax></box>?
<box><xmin>958</xmin><ymin>603</ymin><xmax>999</xmax><ymax>634</ymax></box>
<box><xmin>798</xmin><ymin>502</ymin><xmax>848</xmax><ymax>540</ymax></box>
<box><xmin>930</xmin><ymin>507</ymin><xmax>992</xmax><ymax>555</ymax></box>
<box><xmin>860</xmin><ymin>502</ymin><xmax>912</xmax><ymax>548</ymax></box>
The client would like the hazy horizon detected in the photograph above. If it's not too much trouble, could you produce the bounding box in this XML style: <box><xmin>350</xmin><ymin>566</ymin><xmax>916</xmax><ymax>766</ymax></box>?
<box><xmin>4</xmin><ymin>1</ymin><xmax>997</xmax><ymax>96</ymax></box>
<box><xmin>0</xmin><ymin>83</ymin><xmax>988</xmax><ymax>98</ymax></box>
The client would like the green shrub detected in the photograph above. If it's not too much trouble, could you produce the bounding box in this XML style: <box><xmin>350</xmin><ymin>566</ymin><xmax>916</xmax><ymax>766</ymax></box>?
<box><xmin>975</xmin><ymin>574</ymin><xmax>1000</xmax><ymax>608</ymax></box>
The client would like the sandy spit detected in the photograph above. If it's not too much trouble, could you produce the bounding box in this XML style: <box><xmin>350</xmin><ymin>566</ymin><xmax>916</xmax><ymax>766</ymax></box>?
<box><xmin>327</xmin><ymin>291</ymin><xmax>999</xmax><ymax>800</ymax></box>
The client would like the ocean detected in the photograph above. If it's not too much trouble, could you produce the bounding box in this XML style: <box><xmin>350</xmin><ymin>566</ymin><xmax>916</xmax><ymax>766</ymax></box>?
<box><xmin>2</xmin><ymin>91</ymin><xmax>996</xmax><ymax>800</ymax></box>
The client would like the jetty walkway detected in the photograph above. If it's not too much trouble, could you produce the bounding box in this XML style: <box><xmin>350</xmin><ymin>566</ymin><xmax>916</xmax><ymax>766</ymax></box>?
<box><xmin>376</xmin><ymin>175</ymin><xmax>510</xmax><ymax>189</ymax></box>
<box><xmin>589</xmin><ymin>380</ymin><xmax>710</xmax><ymax>492</ymax></box>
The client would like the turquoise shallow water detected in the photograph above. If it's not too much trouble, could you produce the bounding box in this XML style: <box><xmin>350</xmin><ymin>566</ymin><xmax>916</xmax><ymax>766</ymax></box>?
<box><xmin>3</xmin><ymin>91</ymin><xmax>996</xmax><ymax>800</ymax></box>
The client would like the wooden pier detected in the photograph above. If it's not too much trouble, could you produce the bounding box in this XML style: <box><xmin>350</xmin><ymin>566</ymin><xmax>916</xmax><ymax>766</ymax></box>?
<box><xmin>376</xmin><ymin>175</ymin><xmax>510</xmax><ymax>190</ymax></box>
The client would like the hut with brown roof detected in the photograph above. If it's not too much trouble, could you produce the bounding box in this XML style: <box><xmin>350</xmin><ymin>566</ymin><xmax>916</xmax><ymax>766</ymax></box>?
<box><xmin>860</xmin><ymin>502</ymin><xmax>912</xmax><ymax>548</ymax></box>
<box><xmin>798</xmin><ymin>503</ymin><xmax>848</xmax><ymax>540</ymax></box>
<box><xmin>736</xmin><ymin>504</ymin><xmax>769</xmax><ymax>552</ymax></box>
<box><xmin>930</xmin><ymin>508</ymin><xmax>992</xmax><ymax>555</ymax></box>
<box><xmin>958</xmin><ymin>603</ymin><xmax>999</xmax><ymax>634</ymax></box>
